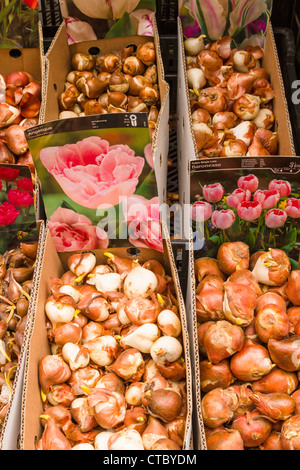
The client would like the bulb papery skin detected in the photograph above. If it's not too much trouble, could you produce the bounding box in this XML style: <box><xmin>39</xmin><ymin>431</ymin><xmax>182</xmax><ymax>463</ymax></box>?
<box><xmin>59</xmin><ymin>285</ymin><xmax>82</xmax><ymax>303</ymax></box>
<box><xmin>92</xmin><ymin>273</ymin><xmax>122</xmax><ymax>293</ymax></box>
<box><xmin>108</xmin><ymin>429</ymin><xmax>145</xmax><ymax>450</ymax></box>
<box><xmin>85</xmin><ymin>335</ymin><xmax>119</xmax><ymax>366</ymax></box>
<box><xmin>94</xmin><ymin>432</ymin><xmax>115</xmax><ymax>450</ymax></box>
<box><xmin>150</xmin><ymin>336</ymin><xmax>183</xmax><ymax>366</ymax></box>
<box><xmin>157</xmin><ymin>310</ymin><xmax>182</xmax><ymax>337</ymax></box>
<box><xmin>125</xmin><ymin>382</ymin><xmax>144</xmax><ymax>406</ymax></box>
<box><xmin>68</xmin><ymin>253</ymin><xmax>96</xmax><ymax>279</ymax></box>
<box><xmin>187</xmin><ymin>68</ymin><xmax>206</xmax><ymax>90</ymax></box>
<box><xmin>72</xmin><ymin>443</ymin><xmax>94</xmax><ymax>450</ymax></box>
<box><xmin>120</xmin><ymin>323</ymin><xmax>160</xmax><ymax>353</ymax></box>
<box><xmin>62</xmin><ymin>343</ymin><xmax>90</xmax><ymax>371</ymax></box>
<box><xmin>45</xmin><ymin>297</ymin><xmax>76</xmax><ymax>329</ymax></box>
<box><xmin>124</xmin><ymin>267</ymin><xmax>158</xmax><ymax>299</ymax></box>
<box><xmin>184</xmin><ymin>36</ymin><xmax>206</xmax><ymax>56</ymax></box>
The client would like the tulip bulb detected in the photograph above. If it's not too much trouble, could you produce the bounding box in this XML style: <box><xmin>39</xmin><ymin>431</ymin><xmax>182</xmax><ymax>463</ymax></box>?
<box><xmin>108</xmin><ymin>429</ymin><xmax>144</xmax><ymax>450</ymax></box>
<box><xmin>68</xmin><ymin>253</ymin><xmax>96</xmax><ymax>282</ymax></box>
<box><xmin>142</xmin><ymin>416</ymin><xmax>168</xmax><ymax>450</ymax></box>
<box><xmin>192</xmin><ymin>122</ymin><xmax>214</xmax><ymax>152</ymax></box>
<box><xmin>45</xmin><ymin>294</ymin><xmax>76</xmax><ymax>329</ymax></box>
<box><xmin>228</xmin><ymin>121</ymin><xmax>256</xmax><ymax>147</ymax></box>
<box><xmin>157</xmin><ymin>310</ymin><xmax>181</xmax><ymax>337</ymax></box>
<box><xmin>136</xmin><ymin>42</ymin><xmax>156</xmax><ymax>66</ymax></box>
<box><xmin>85</xmin><ymin>335</ymin><xmax>119</xmax><ymax>367</ymax></box>
<box><xmin>253</xmin><ymin>108</ymin><xmax>275</xmax><ymax>130</ymax></box>
<box><xmin>233</xmin><ymin>51</ymin><xmax>256</xmax><ymax>73</ymax></box>
<box><xmin>38</xmin><ymin>355</ymin><xmax>71</xmax><ymax>396</ymax></box>
<box><xmin>252</xmin><ymin>249</ymin><xmax>291</xmax><ymax>286</ymax></box>
<box><xmin>120</xmin><ymin>323</ymin><xmax>160</xmax><ymax>353</ymax></box>
<box><xmin>92</xmin><ymin>273</ymin><xmax>122</xmax><ymax>293</ymax></box>
<box><xmin>150</xmin><ymin>336</ymin><xmax>182</xmax><ymax>366</ymax></box>
<box><xmin>125</xmin><ymin>382</ymin><xmax>144</xmax><ymax>406</ymax></box>
<box><xmin>184</xmin><ymin>35</ymin><xmax>206</xmax><ymax>56</ymax></box>
<box><xmin>187</xmin><ymin>67</ymin><xmax>206</xmax><ymax>92</ymax></box>
<box><xmin>124</xmin><ymin>267</ymin><xmax>158</xmax><ymax>299</ymax></box>
<box><xmin>108</xmin><ymin>348</ymin><xmax>145</xmax><ymax>382</ymax></box>
<box><xmin>144</xmin><ymin>388</ymin><xmax>183</xmax><ymax>422</ymax></box>
<box><xmin>62</xmin><ymin>343</ymin><xmax>90</xmax><ymax>371</ymax></box>
<box><xmin>233</xmin><ymin>94</ymin><xmax>260</xmax><ymax>120</ymax></box>
<box><xmin>88</xmin><ymin>388</ymin><xmax>126</xmax><ymax>429</ymax></box>
<box><xmin>94</xmin><ymin>432</ymin><xmax>114</xmax><ymax>450</ymax></box>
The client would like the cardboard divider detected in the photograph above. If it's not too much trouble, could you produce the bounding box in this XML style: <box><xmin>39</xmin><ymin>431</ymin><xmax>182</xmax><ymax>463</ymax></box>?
<box><xmin>40</xmin><ymin>20</ymin><xmax>170</xmax><ymax>206</ymax></box>
<box><xmin>177</xmin><ymin>19</ymin><xmax>296</xmax><ymax>220</ymax></box>
<box><xmin>19</xmin><ymin>222</ymin><xmax>193</xmax><ymax>450</ymax></box>
<box><xmin>0</xmin><ymin>220</ymin><xmax>45</xmax><ymax>450</ymax></box>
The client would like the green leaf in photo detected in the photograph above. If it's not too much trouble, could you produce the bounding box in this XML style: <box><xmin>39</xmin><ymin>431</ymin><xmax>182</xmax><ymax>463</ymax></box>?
<box><xmin>105</xmin><ymin>12</ymin><xmax>136</xmax><ymax>39</ymax></box>
<box><xmin>284</xmin><ymin>227</ymin><xmax>297</xmax><ymax>245</ymax></box>
<box><xmin>135</xmin><ymin>0</ymin><xmax>156</xmax><ymax>11</ymax></box>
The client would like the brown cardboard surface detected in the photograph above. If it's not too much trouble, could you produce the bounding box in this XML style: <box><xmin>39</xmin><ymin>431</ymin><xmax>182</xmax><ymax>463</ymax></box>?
<box><xmin>20</xmin><ymin>223</ymin><xmax>193</xmax><ymax>450</ymax></box>
<box><xmin>0</xmin><ymin>220</ymin><xmax>45</xmax><ymax>450</ymax></box>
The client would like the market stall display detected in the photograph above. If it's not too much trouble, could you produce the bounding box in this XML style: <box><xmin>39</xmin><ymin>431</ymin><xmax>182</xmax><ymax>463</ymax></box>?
<box><xmin>0</xmin><ymin>0</ymin><xmax>298</xmax><ymax>454</ymax></box>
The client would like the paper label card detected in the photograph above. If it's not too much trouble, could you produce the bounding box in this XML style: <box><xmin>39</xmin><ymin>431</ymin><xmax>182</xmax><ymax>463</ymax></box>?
<box><xmin>190</xmin><ymin>156</ymin><xmax>300</xmax><ymax>269</ymax></box>
<box><xmin>25</xmin><ymin>113</ymin><xmax>163</xmax><ymax>253</ymax></box>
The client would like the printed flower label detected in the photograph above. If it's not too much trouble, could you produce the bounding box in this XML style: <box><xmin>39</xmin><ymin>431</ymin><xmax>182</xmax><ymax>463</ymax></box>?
<box><xmin>179</xmin><ymin>0</ymin><xmax>273</xmax><ymax>48</ymax></box>
<box><xmin>0</xmin><ymin>0</ymin><xmax>39</xmax><ymax>48</ymax></box>
<box><xmin>25</xmin><ymin>113</ymin><xmax>163</xmax><ymax>253</ymax></box>
<box><xmin>190</xmin><ymin>156</ymin><xmax>300</xmax><ymax>269</ymax></box>
<box><xmin>60</xmin><ymin>0</ymin><xmax>156</xmax><ymax>43</ymax></box>
<box><xmin>0</xmin><ymin>164</ymin><xmax>36</xmax><ymax>254</ymax></box>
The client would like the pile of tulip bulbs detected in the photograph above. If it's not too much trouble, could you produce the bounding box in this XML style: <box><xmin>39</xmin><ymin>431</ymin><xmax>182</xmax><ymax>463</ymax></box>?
<box><xmin>196</xmin><ymin>242</ymin><xmax>300</xmax><ymax>450</ymax></box>
<box><xmin>37</xmin><ymin>252</ymin><xmax>187</xmax><ymax>450</ymax></box>
<box><xmin>0</xmin><ymin>71</ymin><xmax>41</xmax><ymax>172</ymax></box>
<box><xmin>184</xmin><ymin>35</ymin><xmax>278</xmax><ymax>158</ymax></box>
<box><xmin>58</xmin><ymin>42</ymin><xmax>160</xmax><ymax>143</ymax></box>
<box><xmin>0</xmin><ymin>239</ymin><xmax>38</xmax><ymax>429</ymax></box>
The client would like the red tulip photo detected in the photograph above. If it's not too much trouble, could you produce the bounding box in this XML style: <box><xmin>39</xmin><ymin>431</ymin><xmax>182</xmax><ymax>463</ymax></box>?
<box><xmin>23</xmin><ymin>0</ymin><xmax>38</xmax><ymax>9</ymax></box>
<box><xmin>0</xmin><ymin>202</ymin><xmax>20</xmax><ymax>227</ymax></box>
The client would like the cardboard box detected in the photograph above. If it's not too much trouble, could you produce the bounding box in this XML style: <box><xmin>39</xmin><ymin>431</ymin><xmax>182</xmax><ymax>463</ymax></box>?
<box><xmin>177</xmin><ymin>19</ymin><xmax>296</xmax><ymax>217</ymax></box>
<box><xmin>0</xmin><ymin>221</ymin><xmax>45</xmax><ymax>450</ymax></box>
<box><xmin>41</xmin><ymin>21</ymin><xmax>170</xmax><ymax>206</ymax></box>
<box><xmin>19</xmin><ymin>222</ymin><xmax>193</xmax><ymax>450</ymax></box>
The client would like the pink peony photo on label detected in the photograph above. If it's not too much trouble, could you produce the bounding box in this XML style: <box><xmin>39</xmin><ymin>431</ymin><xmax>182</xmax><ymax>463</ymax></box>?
<box><xmin>25</xmin><ymin>113</ymin><xmax>160</xmax><ymax>253</ymax></box>
<box><xmin>40</xmin><ymin>136</ymin><xmax>145</xmax><ymax>209</ymax></box>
